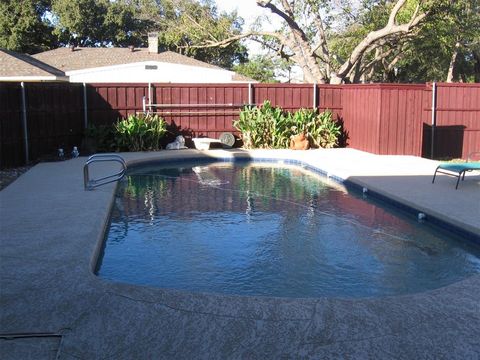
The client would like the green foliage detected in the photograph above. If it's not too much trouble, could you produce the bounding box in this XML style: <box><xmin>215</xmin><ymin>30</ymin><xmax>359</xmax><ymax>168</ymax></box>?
<box><xmin>0</xmin><ymin>0</ymin><xmax>57</xmax><ymax>54</ymax></box>
<box><xmin>1</xmin><ymin>0</ymin><xmax>241</xmax><ymax>71</ymax></box>
<box><xmin>2</xmin><ymin>0</ymin><xmax>247</xmax><ymax>70</ymax></box>
<box><xmin>122</xmin><ymin>174</ymin><xmax>169</xmax><ymax>199</ymax></box>
<box><xmin>4</xmin><ymin>0</ymin><xmax>479</xmax><ymax>83</ymax></box>
<box><xmin>152</xmin><ymin>0</ymin><xmax>247</xmax><ymax>69</ymax></box>
<box><xmin>289</xmin><ymin>109</ymin><xmax>341</xmax><ymax>148</ymax></box>
<box><xmin>114</xmin><ymin>114</ymin><xmax>167</xmax><ymax>152</ymax></box>
<box><xmin>233</xmin><ymin>56</ymin><xmax>292</xmax><ymax>82</ymax></box>
<box><xmin>396</xmin><ymin>0</ymin><xmax>480</xmax><ymax>82</ymax></box>
<box><xmin>328</xmin><ymin>0</ymin><xmax>480</xmax><ymax>82</ymax></box>
<box><xmin>51</xmin><ymin>0</ymin><xmax>146</xmax><ymax>47</ymax></box>
<box><xmin>235</xmin><ymin>165</ymin><xmax>328</xmax><ymax>207</ymax></box>
<box><xmin>234</xmin><ymin>101</ymin><xmax>341</xmax><ymax>149</ymax></box>
<box><xmin>305</xmin><ymin>110</ymin><xmax>341</xmax><ymax>149</ymax></box>
<box><xmin>234</xmin><ymin>101</ymin><xmax>287</xmax><ymax>149</ymax></box>
<box><xmin>84</xmin><ymin>124</ymin><xmax>116</xmax><ymax>153</ymax></box>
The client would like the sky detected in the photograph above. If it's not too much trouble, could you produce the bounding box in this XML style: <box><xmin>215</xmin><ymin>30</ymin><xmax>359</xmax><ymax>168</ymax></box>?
<box><xmin>215</xmin><ymin>0</ymin><xmax>268</xmax><ymax>28</ymax></box>
<box><xmin>214</xmin><ymin>0</ymin><xmax>303</xmax><ymax>81</ymax></box>
<box><xmin>214</xmin><ymin>0</ymin><xmax>279</xmax><ymax>55</ymax></box>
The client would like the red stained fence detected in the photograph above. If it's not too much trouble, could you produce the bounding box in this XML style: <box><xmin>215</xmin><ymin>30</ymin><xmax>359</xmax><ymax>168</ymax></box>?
<box><xmin>433</xmin><ymin>83</ymin><xmax>480</xmax><ymax>159</ymax></box>
<box><xmin>87</xmin><ymin>83</ymin><xmax>344</xmax><ymax>139</ymax></box>
<box><xmin>342</xmin><ymin>83</ymin><xmax>480</xmax><ymax>158</ymax></box>
<box><xmin>0</xmin><ymin>83</ymin><xmax>23</xmax><ymax>168</ymax></box>
<box><xmin>1</xmin><ymin>82</ymin><xmax>479</xmax><ymax>168</ymax></box>
<box><xmin>0</xmin><ymin>83</ymin><xmax>84</xmax><ymax>168</ymax></box>
<box><xmin>342</xmin><ymin>84</ymin><xmax>428</xmax><ymax>156</ymax></box>
<box><xmin>149</xmin><ymin>83</ymin><xmax>248</xmax><ymax>139</ymax></box>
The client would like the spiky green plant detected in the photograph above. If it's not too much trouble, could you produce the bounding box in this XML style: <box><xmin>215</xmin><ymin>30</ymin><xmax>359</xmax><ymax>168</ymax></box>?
<box><xmin>234</xmin><ymin>102</ymin><xmax>341</xmax><ymax>149</ymax></box>
<box><xmin>114</xmin><ymin>114</ymin><xmax>167</xmax><ymax>151</ymax></box>
<box><xmin>234</xmin><ymin>100</ymin><xmax>287</xmax><ymax>149</ymax></box>
<box><xmin>307</xmin><ymin>110</ymin><xmax>341</xmax><ymax>148</ymax></box>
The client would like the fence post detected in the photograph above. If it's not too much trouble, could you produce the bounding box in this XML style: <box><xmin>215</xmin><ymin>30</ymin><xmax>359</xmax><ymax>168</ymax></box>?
<box><xmin>248</xmin><ymin>82</ymin><xmax>253</xmax><ymax>105</ymax></box>
<box><xmin>313</xmin><ymin>82</ymin><xmax>317</xmax><ymax>109</ymax></box>
<box><xmin>83</xmin><ymin>82</ymin><xmax>88</xmax><ymax>129</ymax></box>
<box><xmin>431</xmin><ymin>82</ymin><xmax>437</xmax><ymax>159</ymax></box>
<box><xmin>20</xmin><ymin>82</ymin><xmax>29</xmax><ymax>164</ymax></box>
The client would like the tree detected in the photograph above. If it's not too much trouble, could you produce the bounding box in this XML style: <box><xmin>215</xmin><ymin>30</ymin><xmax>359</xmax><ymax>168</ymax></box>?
<box><xmin>233</xmin><ymin>55</ymin><xmax>292</xmax><ymax>82</ymax></box>
<box><xmin>138</xmin><ymin>0</ymin><xmax>248</xmax><ymax>69</ymax></box>
<box><xmin>0</xmin><ymin>0</ymin><xmax>57</xmax><ymax>54</ymax></box>
<box><xmin>334</xmin><ymin>0</ymin><xmax>480</xmax><ymax>83</ymax></box>
<box><xmin>179</xmin><ymin>0</ymin><xmax>435</xmax><ymax>83</ymax></box>
<box><xmin>396</xmin><ymin>0</ymin><xmax>480</xmax><ymax>82</ymax></box>
<box><xmin>50</xmin><ymin>0</ymin><xmax>247</xmax><ymax>69</ymax></box>
<box><xmin>51</xmin><ymin>0</ymin><xmax>147</xmax><ymax>47</ymax></box>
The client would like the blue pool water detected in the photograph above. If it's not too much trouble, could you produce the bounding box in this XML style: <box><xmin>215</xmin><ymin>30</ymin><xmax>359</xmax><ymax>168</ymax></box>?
<box><xmin>96</xmin><ymin>161</ymin><xmax>480</xmax><ymax>298</ymax></box>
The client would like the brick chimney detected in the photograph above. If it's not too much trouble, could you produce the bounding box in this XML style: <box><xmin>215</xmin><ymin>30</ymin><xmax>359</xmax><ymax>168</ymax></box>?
<box><xmin>148</xmin><ymin>32</ymin><xmax>159</xmax><ymax>54</ymax></box>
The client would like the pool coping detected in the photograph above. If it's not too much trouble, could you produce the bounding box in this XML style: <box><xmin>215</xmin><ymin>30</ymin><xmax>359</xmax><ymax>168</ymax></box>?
<box><xmin>1</xmin><ymin>148</ymin><xmax>479</xmax><ymax>359</ymax></box>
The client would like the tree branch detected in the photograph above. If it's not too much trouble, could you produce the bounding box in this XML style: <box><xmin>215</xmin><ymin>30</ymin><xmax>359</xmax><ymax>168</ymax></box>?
<box><xmin>257</xmin><ymin>0</ymin><xmax>303</xmax><ymax>36</ymax></box>
<box><xmin>257</xmin><ymin>0</ymin><xmax>325</xmax><ymax>82</ymax></box>
<box><xmin>332</xmin><ymin>0</ymin><xmax>428</xmax><ymax>83</ymax></box>
<box><xmin>388</xmin><ymin>0</ymin><xmax>408</xmax><ymax>26</ymax></box>
<box><xmin>311</xmin><ymin>10</ymin><xmax>330</xmax><ymax>64</ymax></box>
<box><xmin>175</xmin><ymin>31</ymin><xmax>289</xmax><ymax>49</ymax></box>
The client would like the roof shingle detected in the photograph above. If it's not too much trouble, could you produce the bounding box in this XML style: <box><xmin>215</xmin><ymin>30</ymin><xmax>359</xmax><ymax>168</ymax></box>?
<box><xmin>32</xmin><ymin>47</ymin><xmax>225</xmax><ymax>72</ymax></box>
<box><xmin>0</xmin><ymin>49</ymin><xmax>66</xmax><ymax>78</ymax></box>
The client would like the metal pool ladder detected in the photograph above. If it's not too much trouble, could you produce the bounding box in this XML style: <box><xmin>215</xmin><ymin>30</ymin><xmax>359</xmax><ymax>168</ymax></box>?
<box><xmin>84</xmin><ymin>154</ymin><xmax>127</xmax><ymax>190</ymax></box>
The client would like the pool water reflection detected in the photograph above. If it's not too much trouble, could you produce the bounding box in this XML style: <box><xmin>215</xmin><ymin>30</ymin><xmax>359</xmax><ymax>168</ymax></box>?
<box><xmin>96</xmin><ymin>161</ymin><xmax>480</xmax><ymax>298</ymax></box>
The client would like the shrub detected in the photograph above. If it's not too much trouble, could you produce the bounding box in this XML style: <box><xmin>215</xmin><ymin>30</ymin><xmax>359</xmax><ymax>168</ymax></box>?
<box><xmin>114</xmin><ymin>114</ymin><xmax>167</xmax><ymax>151</ymax></box>
<box><xmin>84</xmin><ymin>124</ymin><xmax>116</xmax><ymax>153</ymax></box>
<box><xmin>288</xmin><ymin>108</ymin><xmax>317</xmax><ymax>137</ymax></box>
<box><xmin>234</xmin><ymin>100</ymin><xmax>288</xmax><ymax>149</ymax></box>
<box><xmin>307</xmin><ymin>110</ymin><xmax>341</xmax><ymax>148</ymax></box>
<box><xmin>292</xmin><ymin>109</ymin><xmax>341</xmax><ymax>148</ymax></box>
<box><xmin>234</xmin><ymin>102</ymin><xmax>341</xmax><ymax>149</ymax></box>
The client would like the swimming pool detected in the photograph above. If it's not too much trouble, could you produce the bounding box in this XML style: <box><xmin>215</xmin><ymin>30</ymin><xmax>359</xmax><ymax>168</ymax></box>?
<box><xmin>96</xmin><ymin>160</ymin><xmax>480</xmax><ymax>298</ymax></box>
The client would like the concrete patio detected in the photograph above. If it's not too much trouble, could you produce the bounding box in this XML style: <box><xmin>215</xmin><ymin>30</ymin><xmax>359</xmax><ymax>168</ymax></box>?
<box><xmin>1</xmin><ymin>148</ymin><xmax>479</xmax><ymax>359</ymax></box>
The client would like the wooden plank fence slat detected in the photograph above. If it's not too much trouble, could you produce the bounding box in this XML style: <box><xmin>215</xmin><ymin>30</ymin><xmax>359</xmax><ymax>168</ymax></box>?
<box><xmin>1</xmin><ymin>82</ymin><xmax>479</xmax><ymax>168</ymax></box>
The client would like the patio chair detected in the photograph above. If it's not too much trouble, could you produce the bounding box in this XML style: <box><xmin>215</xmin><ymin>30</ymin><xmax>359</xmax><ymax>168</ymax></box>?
<box><xmin>432</xmin><ymin>152</ymin><xmax>480</xmax><ymax>189</ymax></box>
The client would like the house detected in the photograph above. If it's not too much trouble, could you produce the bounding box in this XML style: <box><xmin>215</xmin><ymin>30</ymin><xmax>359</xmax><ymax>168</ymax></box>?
<box><xmin>31</xmin><ymin>33</ymin><xmax>253</xmax><ymax>84</ymax></box>
<box><xmin>1</xmin><ymin>33</ymin><xmax>253</xmax><ymax>84</ymax></box>
<box><xmin>0</xmin><ymin>49</ymin><xmax>67</xmax><ymax>82</ymax></box>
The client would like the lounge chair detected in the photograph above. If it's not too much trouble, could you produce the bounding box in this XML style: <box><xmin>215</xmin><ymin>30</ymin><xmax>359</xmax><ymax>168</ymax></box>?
<box><xmin>432</xmin><ymin>152</ymin><xmax>480</xmax><ymax>189</ymax></box>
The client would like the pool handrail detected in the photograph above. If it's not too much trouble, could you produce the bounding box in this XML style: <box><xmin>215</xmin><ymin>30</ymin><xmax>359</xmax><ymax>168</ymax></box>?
<box><xmin>84</xmin><ymin>154</ymin><xmax>127</xmax><ymax>190</ymax></box>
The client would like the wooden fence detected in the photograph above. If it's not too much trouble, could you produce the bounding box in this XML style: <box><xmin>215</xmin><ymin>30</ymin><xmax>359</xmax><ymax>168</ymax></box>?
<box><xmin>1</xmin><ymin>82</ymin><xmax>479</xmax><ymax>168</ymax></box>
<box><xmin>1</xmin><ymin>83</ymin><xmax>85</xmax><ymax>168</ymax></box>
<box><xmin>433</xmin><ymin>83</ymin><xmax>480</xmax><ymax>159</ymax></box>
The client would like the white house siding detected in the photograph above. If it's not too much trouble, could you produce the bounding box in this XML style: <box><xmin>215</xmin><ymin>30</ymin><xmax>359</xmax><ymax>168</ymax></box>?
<box><xmin>66</xmin><ymin>61</ymin><xmax>243</xmax><ymax>83</ymax></box>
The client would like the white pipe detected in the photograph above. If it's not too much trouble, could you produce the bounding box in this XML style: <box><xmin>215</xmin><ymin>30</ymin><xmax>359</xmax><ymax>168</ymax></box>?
<box><xmin>146</xmin><ymin>103</ymin><xmax>244</xmax><ymax>108</ymax></box>
<box><xmin>148</xmin><ymin>82</ymin><xmax>152</xmax><ymax>112</ymax></box>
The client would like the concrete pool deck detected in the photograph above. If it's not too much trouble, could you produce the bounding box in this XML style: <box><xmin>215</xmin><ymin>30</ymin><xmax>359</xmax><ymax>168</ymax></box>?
<box><xmin>1</xmin><ymin>148</ymin><xmax>479</xmax><ymax>359</ymax></box>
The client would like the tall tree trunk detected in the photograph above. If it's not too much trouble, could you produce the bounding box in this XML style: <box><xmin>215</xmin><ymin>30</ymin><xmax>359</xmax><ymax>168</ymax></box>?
<box><xmin>446</xmin><ymin>42</ymin><xmax>460</xmax><ymax>82</ymax></box>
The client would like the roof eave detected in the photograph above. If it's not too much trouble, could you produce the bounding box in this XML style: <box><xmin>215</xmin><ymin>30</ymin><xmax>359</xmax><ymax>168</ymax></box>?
<box><xmin>0</xmin><ymin>76</ymin><xmax>69</xmax><ymax>82</ymax></box>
